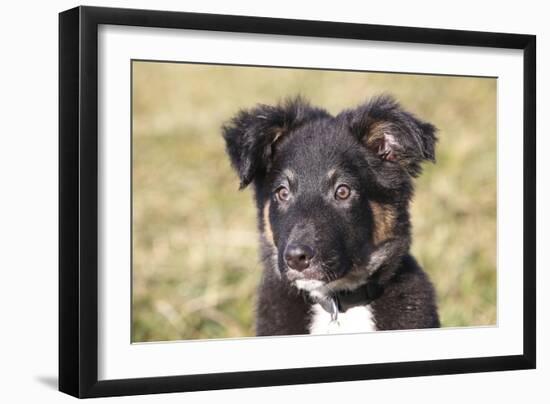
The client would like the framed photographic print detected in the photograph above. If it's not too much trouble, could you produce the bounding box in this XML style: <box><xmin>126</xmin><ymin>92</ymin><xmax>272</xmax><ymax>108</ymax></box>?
<box><xmin>59</xmin><ymin>5</ymin><xmax>536</xmax><ymax>398</ymax></box>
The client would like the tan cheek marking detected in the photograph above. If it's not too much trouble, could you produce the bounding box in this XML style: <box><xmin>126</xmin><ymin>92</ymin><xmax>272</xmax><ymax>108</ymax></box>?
<box><xmin>370</xmin><ymin>201</ymin><xmax>396</xmax><ymax>245</ymax></box>
<box><xmin>263</xmin><ymin>200</ymin><xmax>275</xmax><ymax>247</ymax></box>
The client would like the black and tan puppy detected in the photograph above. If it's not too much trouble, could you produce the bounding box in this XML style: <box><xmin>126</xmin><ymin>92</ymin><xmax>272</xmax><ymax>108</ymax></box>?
<box><xmin>222</xmin><ymin>95</ymin><xmax>439</xmax><ymax>336</ymax></box>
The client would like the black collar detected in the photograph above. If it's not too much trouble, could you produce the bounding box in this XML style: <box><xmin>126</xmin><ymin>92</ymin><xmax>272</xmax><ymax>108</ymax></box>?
<box><xmin>312</xmin><ymin>282</ymin><xmax>383</xmax><ymax>315</ymax></box>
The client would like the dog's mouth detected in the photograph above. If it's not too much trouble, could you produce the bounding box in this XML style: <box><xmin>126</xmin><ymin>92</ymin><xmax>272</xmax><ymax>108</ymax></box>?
<box><xmin>279</xmin><ymin>242</ymin><xmax>355</xmax><ymax>295</ymax></box>
<box><xmin>284</xmin><ymin>259</ymin><xmax>368</xmax><ymax>300</ymax></box>
<box><xmin>286</xmin><ymin>265</ymin><xmax>324</xmax><ymax>281</ymax></box>
<box><xmin>284</xmin><ymin>263</ymin><xmax>331</xmax><ymax>295</ymax></box>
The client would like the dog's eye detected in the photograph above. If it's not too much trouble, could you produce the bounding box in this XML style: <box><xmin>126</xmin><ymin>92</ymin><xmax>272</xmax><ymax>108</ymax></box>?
<box><xmin>276</xmin><ymin>186</ymin><xmax>291</xmax><ymax>202</ymax></box>
<box><xmin>335</xmin><ymin>185</ymin><xmax>351</xmax><ymax>200</ymax></box>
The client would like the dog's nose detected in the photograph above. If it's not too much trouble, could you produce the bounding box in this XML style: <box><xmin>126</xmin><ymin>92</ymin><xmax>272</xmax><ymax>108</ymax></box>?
<box><xmin>284</xmin><ymin>244</ymin><xmax>315</xmax><ymax>271</ymax></box>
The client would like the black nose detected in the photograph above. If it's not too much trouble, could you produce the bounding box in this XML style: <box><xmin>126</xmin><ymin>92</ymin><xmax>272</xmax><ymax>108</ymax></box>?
<box><xmin>284</xmin><ymin>244</ymin><xmax>315</xmax><ymax>271</ymax></box>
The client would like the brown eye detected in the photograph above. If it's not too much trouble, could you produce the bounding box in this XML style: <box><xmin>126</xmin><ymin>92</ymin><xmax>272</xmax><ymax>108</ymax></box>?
<box><xmin>335</xmin><ymin>185</ymin><xmax>351</xmax><ymax>200</ymax></box>
<box><xmin>276</xmin><ymin>186</ymin><xmax>290</xmax><ymax>202</ymax></box>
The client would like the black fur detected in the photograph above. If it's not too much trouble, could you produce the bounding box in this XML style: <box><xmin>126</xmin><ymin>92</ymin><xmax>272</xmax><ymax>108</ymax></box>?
<box><xmin>222</xmin><ymin>95</ymin><xmax>439</xmax><ymax>336</ymax></box>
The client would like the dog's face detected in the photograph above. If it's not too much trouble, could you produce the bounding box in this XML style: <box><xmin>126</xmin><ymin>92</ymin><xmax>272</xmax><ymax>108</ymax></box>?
<box><xmin>264</xmin><ymin>122</ymin><xmax>377</xmax><ymax>288</ymax></box>
<box><xmin>223</xmin><ymin>96</ymin><xmax>436</xmax><ymax>294</ymax></box>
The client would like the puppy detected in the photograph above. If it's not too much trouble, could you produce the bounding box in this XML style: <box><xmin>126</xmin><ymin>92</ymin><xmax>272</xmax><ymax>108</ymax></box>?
<box><xmin>222</xmin><ymin>95</ymin><xmax>439</xmax><ymax>336</ymax></box>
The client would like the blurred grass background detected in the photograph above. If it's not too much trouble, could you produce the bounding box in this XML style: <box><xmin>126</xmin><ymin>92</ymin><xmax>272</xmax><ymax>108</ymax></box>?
<box><xmin>132</xmin><ymin>61</ymin><xmax>496</xmax><ymax>342</ymax></box>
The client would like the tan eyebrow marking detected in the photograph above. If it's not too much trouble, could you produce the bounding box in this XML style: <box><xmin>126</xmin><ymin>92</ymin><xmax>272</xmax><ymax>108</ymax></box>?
<box><xmin>283</xmin><ymin>169</ymin><xmax>295</xmax><ymax>182</ymax></box>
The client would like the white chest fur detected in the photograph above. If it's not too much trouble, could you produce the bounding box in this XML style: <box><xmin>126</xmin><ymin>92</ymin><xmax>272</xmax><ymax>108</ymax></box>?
<box><xmin>308</xmin><ymin>303</ymin><xmax>377</xmax><ymax>335</ymax></box>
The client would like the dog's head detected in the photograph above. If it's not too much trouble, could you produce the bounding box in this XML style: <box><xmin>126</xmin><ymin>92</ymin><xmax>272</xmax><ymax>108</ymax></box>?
<box><xmin>222</xmin><ymin>95</ymin><xmax>436</xmax><ymax>295</ymax></box>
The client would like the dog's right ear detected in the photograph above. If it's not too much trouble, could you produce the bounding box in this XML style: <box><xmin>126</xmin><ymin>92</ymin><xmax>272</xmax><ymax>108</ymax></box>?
<box><xmin>222</xmin><ymin>98</ymin><xmax>325</xmax><ymax>189</ymax></box>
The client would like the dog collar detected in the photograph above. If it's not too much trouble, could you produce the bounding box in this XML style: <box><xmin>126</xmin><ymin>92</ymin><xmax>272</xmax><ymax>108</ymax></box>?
<box><xmin>314</xmin><ymin>282</ymin><xmax>383</xmax><ymax>317</ymax></box>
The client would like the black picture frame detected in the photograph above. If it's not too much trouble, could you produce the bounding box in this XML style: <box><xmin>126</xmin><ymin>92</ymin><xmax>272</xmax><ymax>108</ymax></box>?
<box><xmin>59</xmin><ymin>5</ymin><xmax>536</xmax><ymax>398</ymax></box>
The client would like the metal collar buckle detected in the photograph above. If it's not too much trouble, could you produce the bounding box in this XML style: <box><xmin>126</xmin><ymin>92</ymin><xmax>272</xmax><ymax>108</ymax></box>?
<box><xmin>318</xmin><ymin>296</ymin><xmax>339</xmax><ymax>324</ymax></box>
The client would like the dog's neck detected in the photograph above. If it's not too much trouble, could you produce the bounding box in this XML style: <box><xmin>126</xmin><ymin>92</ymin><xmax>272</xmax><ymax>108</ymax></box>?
<box><xmin>306</xmin><ymin>281</ymin><xmax>384</xmax><ymax>315</ymax></box>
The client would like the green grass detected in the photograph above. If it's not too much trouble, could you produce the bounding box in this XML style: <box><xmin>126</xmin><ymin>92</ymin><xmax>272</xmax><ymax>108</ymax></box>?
<box><xmin>132</xmin><ymin>61</ymin><xmax>496</xmax><ymax>342</ymax></box>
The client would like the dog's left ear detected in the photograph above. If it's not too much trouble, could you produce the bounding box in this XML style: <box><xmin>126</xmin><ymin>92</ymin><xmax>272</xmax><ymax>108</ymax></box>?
<box><xmin>348</xmin><ymin>95</ymin><xmax>437</xmax><ymax>177</ymax></box>
<box><xmin>222</xmin><ymin>97</ymin><xmax>326</xmax><ymax>189</ymax></box>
